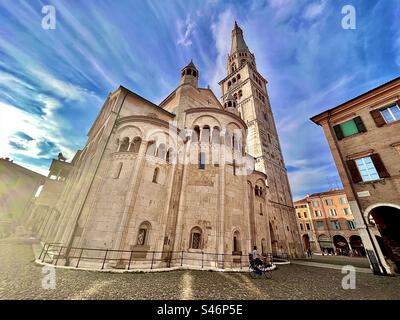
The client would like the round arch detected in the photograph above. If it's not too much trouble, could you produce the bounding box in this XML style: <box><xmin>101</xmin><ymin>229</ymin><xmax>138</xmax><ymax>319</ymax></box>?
<box><xmin>333</xmin><ymin>235</ymin><xmax>350</xmax><ymax>255</ymax></box>
<box><xmin>365</xmin><ymin>204</ymin><xmax>400</xmax><ymax>272</ymax></box>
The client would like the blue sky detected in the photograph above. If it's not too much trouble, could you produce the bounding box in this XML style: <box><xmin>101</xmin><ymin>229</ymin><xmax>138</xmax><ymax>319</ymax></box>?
<box><xmin>0</xmin><ymin>0</ymin><xmax>399</xmax><ymax>199</ymax></box>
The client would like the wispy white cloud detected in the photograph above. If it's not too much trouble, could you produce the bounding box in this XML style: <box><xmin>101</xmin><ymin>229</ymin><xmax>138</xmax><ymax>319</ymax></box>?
<box><xmin>177</xmin><ymin>15</ymin><xmax>196</xmax><ymax>47</ymax></box>
<box><xmin>303</xmin><ymin>0</ymin><xmax>327</xmax><ymax>20</ymax></box>
<box><xmin>207</xmin><ymin>9</ymin><xmax>236</xmax><ymax>94</ymax></box>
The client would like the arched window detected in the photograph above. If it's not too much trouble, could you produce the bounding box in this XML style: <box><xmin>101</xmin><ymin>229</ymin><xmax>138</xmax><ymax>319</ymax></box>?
<box><xmin>199</xmin><ymin>152</ymin><xmax>206</xmax><ymax>170</ymax></box>
<box><xmin>152</xmin><ymin>167</ymin><xmax>159</xmax><ymax>183</ymax></box>
<box><xmin>201</xmin><ymin>125</ymin><xmax>210</xmax><ymax>143</ymax></box>
<box><xmin>166</xmin><ymin>148</ymin><xmax>174</xmax><ymax>163</ymax></box>
<box><xmin>233</xmin><ymin>93</ymin><xmax>238</xmax><ymax>100</ymax></box>
<box><xmin>156</xmin><ymin>143</ymin><xmax>166</xmax><ymax>159</ymax></box>
<box><xmin>233</xmin><ymin>231</ymin><xmax>241</xmax><ymax>253</ymax></box>
<box><xmin>146</xmin><ymin>141</ymin><xmax>156</xmax><ymax>156</ymax></box>
<box><xmin>190</xmin><ymin>227</ymin><xmax>202</xmax><ymax>249</ymax></box>
<box><xmin>238</xmin><ymin>90</ymin><xmax>242</xmax><ymax>98</ymax></box>
<box><xmin>228</xmin><ymin>81</ymin><xmax>231</xmax><ymax>87</ymax></box>
<box><xmin>212</xmin><ymin>127</ymin><xmax>220</xmax><ymax>144</ymax></box>
<box><xmin>130</xmin><ymin>137</ymin><xmax>142</xmax><ymax>153</ymax></box>
<box><xmin>232</xmin><ymin>77</ymin><xmax>236</xmax><ymax>84</ymax></box>
<box><xmin>137</xmin><ymin>221</ymin><xmax>151</xmax><ymax>245</ymax></box>
<box><xmin>192</xmin><ymin>126</ymin><xmax>200</xmax><ymax>142</ymax></box>
<box><xmin>228</xmin><ymin>101</ymin><xmax>232</xmax><ymax>108</ymax></box>
<box><xmin>237</xmin><ymin>74</ymin><xmax>241</xmax><ymax>80</ymax></box>
<box><xmin>119</xmin><ymin>137</ymin><xmax>129</xmax><ymax>152</ymax></box>
<box><xmin>255</xmin><ymin>186</ymin><xmax>259</xmax><ymax>196</ymax></box>
<box><xmin>114</xmin><ymin>162</ymin><xmax>123</xmax><ymax>179</ymax></box>
<box><xmin>186</xmin><ymin>69</ymin><xmax>192</xmax><ymax>76</ymax></box>
<box><xmin>192</xmin><ymin>70</ymin><xmax>197</xmax><ymax>77</ymax></box>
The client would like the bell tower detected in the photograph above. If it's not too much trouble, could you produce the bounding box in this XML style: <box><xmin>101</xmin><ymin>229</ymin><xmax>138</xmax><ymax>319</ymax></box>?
<box><xmin>180</xmin><ymin>59</ymin><xmax>199</xmax><ymax>87</ymax></box>
<box><xmin>219</xmin><ymin>21</ymin><xmax>295</xmax><ymax>211</ymax></box>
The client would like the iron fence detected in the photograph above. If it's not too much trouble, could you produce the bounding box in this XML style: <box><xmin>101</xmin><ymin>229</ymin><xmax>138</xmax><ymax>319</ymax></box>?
<box><xmin>38</xmin><ymin>242</ymin><xmax>290</xmax><ymax>271</ymax></box>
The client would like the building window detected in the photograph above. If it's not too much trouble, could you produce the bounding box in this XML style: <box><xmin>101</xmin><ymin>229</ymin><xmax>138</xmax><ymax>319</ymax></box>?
<box><xmin>299</xmin><ymin>223</ymin><xmax>304</xmax><ymax>231</ymax></box>
<box><xmin>312</xmin><ymin>201</ymin><xmax>319</xmax><ymax>208</ymax></box>
<box><xmin>304</xmin><ymin>212</ymin><xmax>308</xmax><ymax>218</ymax></box>
<box><xmin>152</xmin><ymin>167</ymin><xmax>159</xmax><ymax>183</ymax></box>
<box><xmin>190</xmin><ymin>227</ymin><xmax>202</xmax><ymax>249</ymax></box>
<box><xmin>325</xmin><ymin>199</ymin><xmax>333</xmax><ymax>206</ymax></box>
<box><xmin>347</xmin><ymin>220</ymin><xmax>356</xmax><ymax>230</ymax></box>
<box><xmin>329</xmin><ymin>208</ymin><xmax>337</xmax><ymax>216</ymax></box>
<box><xmin>355</xmin><ymin>156</ymin><xmax>380</xmax><ymax>182</ymax></box>
<box><xmin>381</xmin><ymin>104</ymin><xmax>400</xmax><ymax>123</ymax></box>
<box><xmin>137</xmin><ymin>222</ymin><xmax>151</xmax><ymax>245</ymax></box>
<box><xmin>343</xmin><ymin>207</ymin><xmax>351</xmax><ymax>215</ymax></box>
<box><xmin>347</xmin><ymin>153</ymin><xmax>390</xmax><ymax>183</ymax></box>
<box><xmin>119</xmin><ymin>137</ymin><xmax>130</xmax><ymax>152</ymax></box>
<box><xmin>339</xmin><ymin>197</ymin><xmax>347</xmax><ymax>204</ymax></box>
<box><xmin>199</xmin><ymin>152</ymin><xmax>206</xmax><ymax>170</ymax></box>
<box><xmin>297</xmin><ymin>212</ymin><xmax>301</xmax><ymax>219</ymax></box>
<box><xmin>333</xmin><ymin>116</ymin><xmax>366</xmax><ymax>140</ymax></box>
<box><xmin>331</xmin><ymin>220</ymin><xmax>340</xmax><ymax>230</ymax></box>
<box><xmin>233</xmin><ymin>231</ymin><xmax>241</xmax><ymax>252</ymax></box>
<box><xmin>316</xmin><ymin>221</ymin><xmax>324</xmax><ymax>229</ymax></box>
<box><xmin>306</xmin><ymin>223</ymin><xmax>311</xmax><ymax>231</ymax></box>
<box><xmin>314</xmin><ymin>210</ymin><xmax>322</xmax><ymax>217</ymax></box>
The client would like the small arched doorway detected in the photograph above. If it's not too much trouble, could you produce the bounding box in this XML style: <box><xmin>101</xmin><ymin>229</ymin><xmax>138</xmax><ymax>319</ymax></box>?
<box><xmin>349</xmin><ymin>235</ymin><xmax>365</xmax><ymax>256</ymax></box>
<box><xmin>333</xmin><ymin>235</ymin><xmax>350</xmax><ymax>255</ymax></box>
<box><xmin>302</xmin><ymin>234</ymin><xmax>310</xmax><ymax>251</ymax></box>
<box><xmin>368</xmin><ymin>205</ymin><xmax>400</xmax><ymax>271</ymax></box>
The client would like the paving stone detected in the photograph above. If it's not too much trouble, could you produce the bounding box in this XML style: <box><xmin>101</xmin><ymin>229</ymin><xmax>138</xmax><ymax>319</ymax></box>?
<box><xmin>0</xmin><ymin>243</ymin><xmax>399</xmax><ymax>300</ymax></box>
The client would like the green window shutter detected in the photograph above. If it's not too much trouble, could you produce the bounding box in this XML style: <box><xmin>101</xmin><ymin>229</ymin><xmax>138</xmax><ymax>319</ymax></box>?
<box><xmin>333</xmin><ymin>125</ymin><xmax>344</xmax><ymax>140</ymax></box>
<box><xmin>340</xmin><ymin>119</ymin><xmax>359</xmax><ymax>137</ymax></box>
<box><xmin>354</xmin><ymin>116</ymin><xmax>367</xmax><ymax>132</ymax></box>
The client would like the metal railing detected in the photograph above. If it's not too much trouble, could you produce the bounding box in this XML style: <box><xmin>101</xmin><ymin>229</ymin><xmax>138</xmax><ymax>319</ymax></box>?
<box><xmin>38</xmin><ymin>243</ymin><xmax>290</xmax><ymax>271</ymax></box>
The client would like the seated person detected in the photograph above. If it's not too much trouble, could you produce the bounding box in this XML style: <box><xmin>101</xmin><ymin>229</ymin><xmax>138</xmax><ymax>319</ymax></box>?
<box><xmin>251</xmin><ymin>246</ymin><xmax>264</xmax><ymax>275</ymax></box>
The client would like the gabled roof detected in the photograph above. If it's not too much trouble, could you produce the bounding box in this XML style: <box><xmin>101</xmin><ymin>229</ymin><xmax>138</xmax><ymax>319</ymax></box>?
<box><xmin>311</xmin><ymin>76</ymin><xmax>400</xmax><ymax>125</ymax></box>
<box><xmin>119</xmin><ymin>85</ymin><xmax>176</xmax><ymax>117</ymax></box>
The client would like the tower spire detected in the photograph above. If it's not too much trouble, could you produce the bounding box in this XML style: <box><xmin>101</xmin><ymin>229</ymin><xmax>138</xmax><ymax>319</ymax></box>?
<box><xmin>227</xmin><ymin>21</ymin><xmax>255</xmax><ymax>75</ymax></box>
<box><xmin>230</xmin><ymin>21</ymin><xmax>249</xmax><ymax>55</ymax></box>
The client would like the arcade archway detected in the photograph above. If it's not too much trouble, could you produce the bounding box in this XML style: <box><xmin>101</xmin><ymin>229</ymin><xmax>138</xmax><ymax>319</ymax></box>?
<box><xmin>318</xmin><ymin>234</ymin><xmax>334</xmax><ymax>254</ymax></box>
<box><xmin>302</xmin><ymin>234</ymin><xmax>310</xmax><ymax>251</ymax></box>
<box><xmin>368</xmin><ymin>205</ymin><xmax>400</xmax><ymax>272</ymax></box>
<box><xmin>349</xmin><ymin>235</ymin><xmax>365</xmax><ymax>256</ymax></box>
<box><xmin>333</xmin><ymin>235</ymin><xmax>350</xmax><ymax>255</ymax></box>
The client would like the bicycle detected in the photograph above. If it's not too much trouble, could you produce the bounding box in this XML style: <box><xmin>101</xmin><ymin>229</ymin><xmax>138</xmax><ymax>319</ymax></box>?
<box><xmin>249</xmin><ymin>259</ymin><xmax>273</xmax><ymax>279</ymax></box>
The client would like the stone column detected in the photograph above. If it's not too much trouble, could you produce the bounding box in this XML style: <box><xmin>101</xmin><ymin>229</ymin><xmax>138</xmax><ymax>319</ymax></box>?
<box><xmin>217</xmin><ymin>134</ymin><xmax>225</xmax><ymax>268</ymax></box>
<box><xmin>171</xmin><ymin>140</ymin><xmax>192</xmax><ymax>253</ymax></box>
<box><xmin>111</xmin><ymin>140</ymin><xmax>149</xmax><ymax>259</ymax></box>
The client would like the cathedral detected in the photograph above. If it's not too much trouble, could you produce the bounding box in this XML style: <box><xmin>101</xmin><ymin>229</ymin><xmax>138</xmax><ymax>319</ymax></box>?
<box><xmin>27</xmin><ymin>22</ymin><xmax>303</xmax><ymax>269</ymax></box>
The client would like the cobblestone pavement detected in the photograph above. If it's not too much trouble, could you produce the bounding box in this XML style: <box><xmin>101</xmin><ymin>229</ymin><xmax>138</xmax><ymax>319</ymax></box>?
<box><xmin>1</xmin><ymin>242</ymin><xmax>399</xmax><ymax>300</ymax></box>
